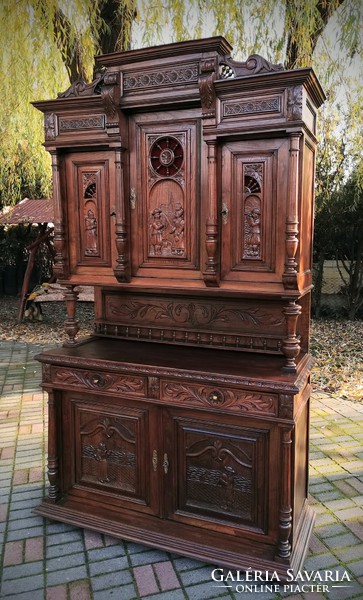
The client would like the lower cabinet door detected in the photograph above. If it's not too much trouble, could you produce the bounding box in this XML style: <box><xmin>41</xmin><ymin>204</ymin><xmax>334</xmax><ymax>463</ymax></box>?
<box><xmin>163</xmin><ymin>408</ymin><xmax>275</xmax><ymax>537</ymax></box>
<box><xmin>61</xmin><ymin>391</ymin><xmax>160</xmax><ymax>515</ymax></box>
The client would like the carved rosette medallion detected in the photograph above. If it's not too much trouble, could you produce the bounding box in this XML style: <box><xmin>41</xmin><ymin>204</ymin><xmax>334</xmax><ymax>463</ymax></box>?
<box><xmin>243</xmin><ymin>163</ymin><xmax>263</xmax><ymax>260</ymax></box>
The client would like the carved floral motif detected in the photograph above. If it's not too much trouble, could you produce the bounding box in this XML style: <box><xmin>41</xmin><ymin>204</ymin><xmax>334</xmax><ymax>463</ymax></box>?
<box><xmin>161</xmin><ymin>381</ymin><xmax>277</xmax><ymax>415</ymax></box>
<box><xmin>287</xmin><ymin>86</ymin><xmax>303</xmax><ymax>121</ymax></box>
<box><xmin>44</xmin><ymin>113</ymin><xmax>57</xmax><ymax>140</ymax></box>
<box><xmin>53</xmin><ymin>368</ymin><xmax>145</xmax><ymax>395</ymax></box>
<box><xmin>59</xmin><ymin>116</ymin><xmax>105</xmax><ymax>132</ymax></box>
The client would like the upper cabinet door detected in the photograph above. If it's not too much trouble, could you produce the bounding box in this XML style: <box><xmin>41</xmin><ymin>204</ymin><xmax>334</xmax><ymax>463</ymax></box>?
<box><xmin>65</xmin><ymin>151</ymin><xmax>116</xmax><ymax>278</ymax></box>
<box><xmin>129</xmin><ymin>111</ymin><xmax>202</xmax><ymax>281</ymax></box>
<box><xmin>221</xmin><ymin>139</ymin><xmax>289</xmax><ymax>285</ymax></box>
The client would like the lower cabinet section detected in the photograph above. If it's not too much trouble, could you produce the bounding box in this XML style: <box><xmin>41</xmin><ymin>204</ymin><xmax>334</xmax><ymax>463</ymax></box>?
<box><xmin>35</xmin><ymin>340</ymin><xmax>315</xmax><ymax>579</ymax></box>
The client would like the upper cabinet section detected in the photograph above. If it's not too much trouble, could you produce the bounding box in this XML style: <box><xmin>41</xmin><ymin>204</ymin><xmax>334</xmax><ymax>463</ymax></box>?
<box><xmin>33</xmin><ymin>36</ymin><xmax>325</xmax><ymax>151</ymax></box>
<box><xmin>33</xmin><ymin>36</ymin><xmax>324</xmax><ymax>295</ymax></box>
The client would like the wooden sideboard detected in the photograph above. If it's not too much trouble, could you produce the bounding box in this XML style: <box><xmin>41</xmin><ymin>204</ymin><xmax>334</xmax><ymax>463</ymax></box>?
<box><xmin>34</xmin><ymin>36</ymin><xmax>325</xmax><ymax>577</ymax></box>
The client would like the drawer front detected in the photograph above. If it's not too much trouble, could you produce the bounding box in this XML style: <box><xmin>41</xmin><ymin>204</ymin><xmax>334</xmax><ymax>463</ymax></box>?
<box><xmin>160</xmin><ymin>380</ymin><xmax>277</xmax><ymax>416</ymax></box>
<box><xmin>51</xmin><ymin>367</ymin><xmax>147</xmax><ymax>397</ymax></box>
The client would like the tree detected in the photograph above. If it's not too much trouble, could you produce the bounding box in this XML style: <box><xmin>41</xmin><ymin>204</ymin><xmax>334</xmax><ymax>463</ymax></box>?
<box><xmin>0</xmin><ymin>1</ymin><xmax>136</xmax><ymax>208</ymax></box>
<box><xmin>0</xmin><ymin>0</ymin><xmax>362</xmax><ymax>208</ymax></box>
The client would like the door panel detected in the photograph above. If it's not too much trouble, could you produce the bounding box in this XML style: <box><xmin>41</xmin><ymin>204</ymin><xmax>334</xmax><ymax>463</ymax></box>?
<box><xmin>129</xmin><ymin>111</ymin><xmax>201</xmax><ymax>279</ymax></box>
<box><xmin>65</xmin><ymin>151</ymin><xmax>115</xmax><ymax>276</ymax></box>
<box><xmin>221</xmin><ymin>139</ymin><xmax>289</xmax><ymax>283</ymax></box>
<box><xmin>61</xmin><ymin>392</ymin><xmax>160</xmax><ymax>515</ymax></box>
<box><xmin>164</xmin><ymin>409</ymin><xmax>272</xmax><ymax>535</ymax></box>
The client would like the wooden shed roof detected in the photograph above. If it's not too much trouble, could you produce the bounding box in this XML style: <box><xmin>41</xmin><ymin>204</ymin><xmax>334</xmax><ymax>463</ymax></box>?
<box><xmin>0</xmin><ymin>198</ymin><xmax>54</xmax><ymax>225</ymax></box>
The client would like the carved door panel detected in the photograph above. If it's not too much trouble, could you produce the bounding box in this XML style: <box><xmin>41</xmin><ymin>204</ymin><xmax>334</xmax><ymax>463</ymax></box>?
<box><xmin>65</xmin><ymin>151</ymin><xmax>116</xmax><ymax>277</ymax></box>
<box><xmin>129</xmin><ymin>111</ymin><xmax>201</xmax><ymax>280</ymax></box>
<box><xmin>221</xmin><ymin>139</ymin><xmax>289</xmax><ymax>284</ymax></box>
<box><xmin>61</xmin><ymin>392</ymin><xmax>160</xmax><ymax>515</ymax></box>
<box><xmin>163</xmin><ymin>408</ymin><xmax>275</xmax><ymax>536</ymax></box>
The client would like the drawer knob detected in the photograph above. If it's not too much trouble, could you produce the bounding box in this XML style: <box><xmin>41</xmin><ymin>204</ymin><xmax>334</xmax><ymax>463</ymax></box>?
<box><xmin>208</xmin><ymin>390</ymin><xmax>224</xmax><ymax>405</ymax></box>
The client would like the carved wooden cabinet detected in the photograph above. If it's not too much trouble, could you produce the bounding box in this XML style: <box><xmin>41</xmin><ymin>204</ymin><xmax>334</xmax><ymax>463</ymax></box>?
<box><xmin>34</xmin><ymin>37</ymin><xmax>324</xmax><ymax>577</ymax></box>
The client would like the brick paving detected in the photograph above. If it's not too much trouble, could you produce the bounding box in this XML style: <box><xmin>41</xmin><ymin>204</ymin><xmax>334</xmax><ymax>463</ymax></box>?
<box><xmin>0</xmin><ymin>340</ymin><xmax>362</xmax><ymax>600</ymax></box>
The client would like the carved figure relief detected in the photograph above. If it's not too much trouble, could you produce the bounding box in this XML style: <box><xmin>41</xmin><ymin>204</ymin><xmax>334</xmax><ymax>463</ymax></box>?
<box><xmin>82</xmin><ymin>173</ymin><xmax>99</xmax><ymax>257</ymax></box>
<box><xmin>243</xmin><ymin>164</ymin><xmax>263</xmax><ymax>260</ymax></box>
<box><xmin>80</xmin><ymin>415</ymin><xmax>137</xmax><ymax>492</ymax></box>
<box><xmin>147</xmin><ymin>135</ymin><xmax>186</xmax><ymax>258</ymax></box>
<box><xmin>185</xmin><ymin>434</ymin><xmax>253</xmax><ymax>518</ymax></box>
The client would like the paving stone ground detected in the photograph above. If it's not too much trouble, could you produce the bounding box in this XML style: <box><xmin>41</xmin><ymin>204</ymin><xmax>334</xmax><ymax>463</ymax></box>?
<box><xmin>0</xmin><ymin>340</ymin><xmax>362</xmax><ymax>600</ymax></box>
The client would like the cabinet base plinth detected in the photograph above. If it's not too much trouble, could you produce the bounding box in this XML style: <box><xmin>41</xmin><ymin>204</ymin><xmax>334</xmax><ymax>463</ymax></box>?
<box><xmin>34</xmin><ymin>499</ymin><xmax>315</xmax><ymax>580</ymax></box>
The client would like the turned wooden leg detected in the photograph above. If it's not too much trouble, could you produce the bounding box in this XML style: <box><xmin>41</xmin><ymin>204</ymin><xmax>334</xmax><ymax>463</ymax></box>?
<box><xmin>282</xmin><ymin>299</ymin><xmax>301</xmax><ymax>372</ymax></box>
<box><xmin>63</xmin><ymin>285</ymin><xmax>80</xmax><ymax>345</ymax></box>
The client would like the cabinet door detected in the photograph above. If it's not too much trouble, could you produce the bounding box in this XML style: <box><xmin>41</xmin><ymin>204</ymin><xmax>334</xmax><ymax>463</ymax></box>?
<box><xmin>128</xmin><ymin>111</ymin><xmax>202</xmax><ymax>280</ymax></box>
<box><xmin>163</xmin><ymin>408</ymin><xmax>276</xmax><ymax>537</ymax></box>
<box><xmin>221</xmin><ymin>139</ymin><xmax>289</xmax><ymax>284</ymax></box>
<box><xmin>64</xmin><ymin>151</ymin><xmax>116</xmax><ymax>278</ymax></box>
<box><xmin>61</xmin><ymin>392</ymin><xmax>160</xmax><ymax>515</ymax></box>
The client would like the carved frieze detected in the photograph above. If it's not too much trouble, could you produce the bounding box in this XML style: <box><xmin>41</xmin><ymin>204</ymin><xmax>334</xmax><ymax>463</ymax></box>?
<box><xmin>161</xmin><ymin>381</ymin><xmax>277</xmax><ymax>415</ymax></box>
<box><xmin>59</xmin><ymin>115</ymin><xmax>105</xmax><ymax>132</ymax></box>
<box><xmin>106</xmin><ymin>298</ymin><xmax>283</xmax><ymax>329</ymax></box>
<box><xmin>124</xmin><ymin>64</ymin><xmax>198</xmax><ymax>91</ymax></box>
<box><xmin>224</xmin><ymin>96</ymin><xmax>281</xmax><ymax>117</ymax></box>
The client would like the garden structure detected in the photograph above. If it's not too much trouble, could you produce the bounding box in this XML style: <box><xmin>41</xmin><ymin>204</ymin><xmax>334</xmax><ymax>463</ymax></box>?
<box><xmin>33</xmin><ymin>36</ymin><xmax>325</xmax><ymax>578</ymax></box>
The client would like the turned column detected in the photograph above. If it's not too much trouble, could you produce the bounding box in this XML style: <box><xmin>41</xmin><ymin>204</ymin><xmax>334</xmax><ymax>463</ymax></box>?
<box><xmin>203</xmin><ymin>140</ymin><xmax>220</xmax><ymax>286</ymax></box>
<box><xmin>46</xmin><ymin>389</ymin><xmax>60</xmax><ymax>501</ymax></box>
<box><xmin>277</xmin><ymin>425</ymin><xmax>293</xmax><ymax>560</ymax></box>
<box><xmin>50</xmin><ymin>150</ymin><xmax>68</xmax><ymax>280</ymax></box>
<box><xmin>283</xmin><ymin>133</ymin><xmax>301</xmax><ymax>290</ymax></box>
<box><xmin>113</xmin><ymin>147</ymin><xmax>130</xmax><ymax>282</ymax></box>
<box><xmin>282</xmin><ymin>299</ymin><xmax>302</xmax><ymax>372</ymax></box>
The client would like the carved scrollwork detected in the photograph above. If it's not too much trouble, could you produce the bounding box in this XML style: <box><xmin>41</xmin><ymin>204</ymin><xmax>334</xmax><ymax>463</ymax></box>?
<box><xmin>58</xmin><ymin>70</ymin><xmax>105</xmax><ymax>98</ymax></box>
<box><xmin>198</xmin><ymin>58</ymin><xmax>217</xmax><ymax>117</ymax></box>
<box><xmin>218</xmin><ymin>54</ymin><xmax>284</xmax><ymax>79</ymax></box>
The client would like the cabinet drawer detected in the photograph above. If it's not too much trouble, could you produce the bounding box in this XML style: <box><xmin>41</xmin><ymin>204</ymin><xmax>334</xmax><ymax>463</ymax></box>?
<box><xmin>51</xmin><ymin>367</ymin><xmax>147</xmax><ymax>397</ymax></box>
<box><xmin>160</xmin><ymin>380</ymin><xmax>277</xmax><ymax>416</ymax></box>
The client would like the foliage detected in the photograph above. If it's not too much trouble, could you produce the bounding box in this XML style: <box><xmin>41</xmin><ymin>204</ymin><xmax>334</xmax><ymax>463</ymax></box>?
<box><xmin>0</xmin><ymin>1</ymin><xmax>137</xmax><ymax>209</ymax></box>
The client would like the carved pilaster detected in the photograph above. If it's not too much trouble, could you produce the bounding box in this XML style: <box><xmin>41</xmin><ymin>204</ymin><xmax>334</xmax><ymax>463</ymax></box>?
<box><xmin>283</xmin><ymin>134</ymin><xmax>301</xmax><ymax>290</ymax></box>
<box><xmin>47</xmin><ymin>390</ymin><xmax>60</xmax><ymax>501</ymax></box>
<box><xmin>203</xmin><ymin>141</ymin><xmax>219</xmax><ymax>287</ymax></box>
<box><xmin>63</xmin><ymin>285</ymin><xmax>80</xmax><ymax>346</ymax></box>
<box><xmin>277</xmin><ymin>426</ymin><xmax>293</xmax><ymax>560</ymax></box>
<box><xmin>113</xmin><ymin>148</ymin><xmax>130</xmax><ymax>282</ymax></box>
<box><xmin>282</xmin><ymin>300</ymin><xmax>301</xmax><ymax>372</ymax></box>
<box><xmin>198</xmin><ymin>59</ymin><xmax>217</xmax><ymax>118</ymax></box>
<box><xmin>50</xmin><ymin>151</ymin><xmax>68</xmax><ymax>280</ymax></box>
